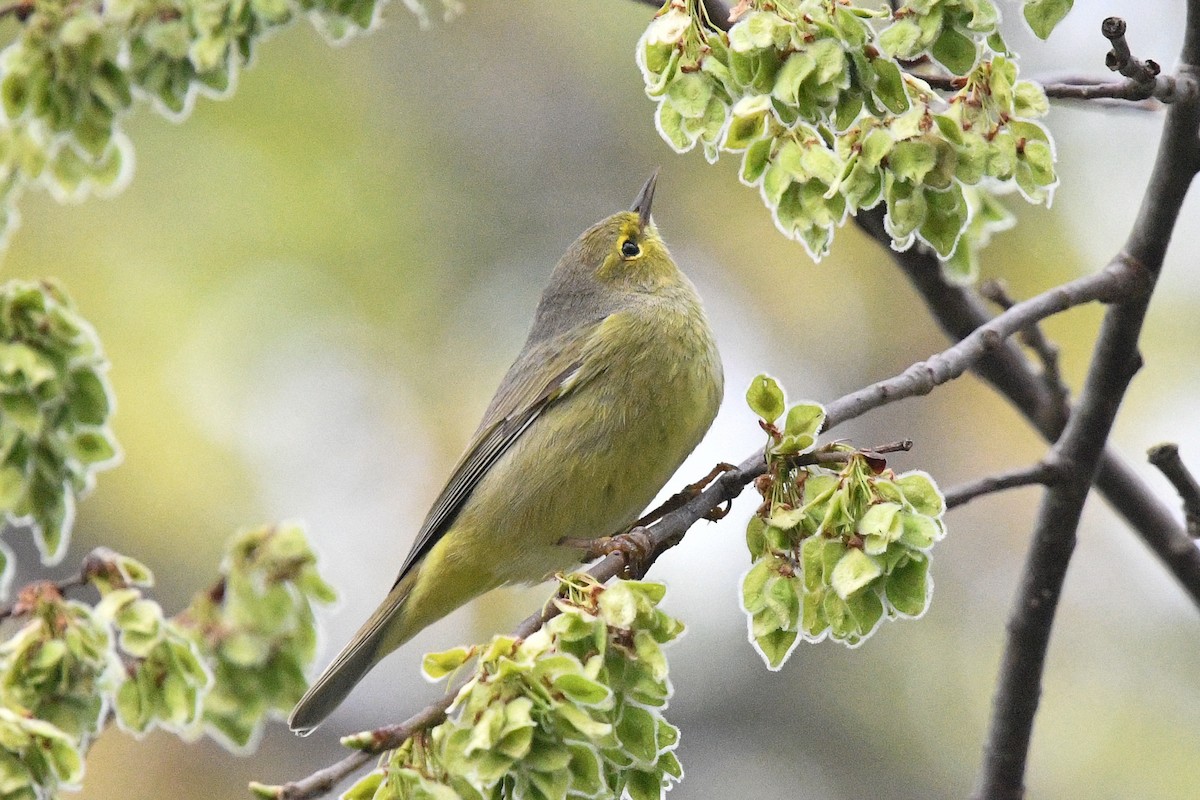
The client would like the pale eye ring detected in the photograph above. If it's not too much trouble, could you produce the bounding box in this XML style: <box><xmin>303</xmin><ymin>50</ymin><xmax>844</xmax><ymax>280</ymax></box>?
<box><xmin>621</xmin><ymin>239</ymin><xmax>641</xmax><ymax>258</ymax></box>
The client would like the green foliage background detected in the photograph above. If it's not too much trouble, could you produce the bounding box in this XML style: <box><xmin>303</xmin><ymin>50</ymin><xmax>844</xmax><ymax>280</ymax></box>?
<box><xmin>0</xmin><ymin>1</ymin><xmax>1197</xmax><ymax>798</ymax></box>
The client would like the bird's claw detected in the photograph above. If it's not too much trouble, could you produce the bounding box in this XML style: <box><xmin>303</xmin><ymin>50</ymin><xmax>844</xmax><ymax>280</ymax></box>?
<box><xmin>561</xmin><ymin>527</ymin><xmax>655</xmax><ymax>578</ymax></box>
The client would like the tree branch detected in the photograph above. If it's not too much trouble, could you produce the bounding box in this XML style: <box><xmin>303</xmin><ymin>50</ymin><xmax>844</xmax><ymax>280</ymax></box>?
<box><xmin>1147</xmin><ymin>444</ymin><xmax>1200</xmax><ymax>538</ymax></box>
<box><xmin>978</xmin><ymin>280</ymin><xmax>1070</xmax><ymax>416</ymax></box>
<box><xmin>856</xmin><ymin>203</ymin><xmax>1200</xmax><ymax>607</ymax></box>
<box><xmin>943</xmin><ymin>462</ymin><xmax>1062</xmax><ymax>510</ymax></box>
<box><xmin>973</xmin><ymin>12</ymin><xmax>1200</xmax><ymax>796</ymax></box>
<box><xmin>822</xmin><ymin>263</ymin><xmax>1136</xmax><ymax>428</ymax></box>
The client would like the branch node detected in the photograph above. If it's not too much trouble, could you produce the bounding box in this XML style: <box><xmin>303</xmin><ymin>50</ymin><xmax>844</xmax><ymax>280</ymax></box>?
<box><xmin>1103</xmin><ymin>252</ymin><xmax>1153</xmax><ymax>302</ymax></box>
<box><xmin>1148</xmin><ymin>443</ymin><xmax>1200</xmax><ymax>537</ymax></box>
<box><xmin>1101</xmin><ymin>17</ymin><xmax>1163</xmax><ymax>86</ymax></box>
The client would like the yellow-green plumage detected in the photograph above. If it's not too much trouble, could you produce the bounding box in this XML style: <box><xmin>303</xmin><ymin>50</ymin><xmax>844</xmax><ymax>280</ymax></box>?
<box><xmin>288</xmin><ymin>176</ymin><xmax>722</xmax><ymax>734</ymax></box>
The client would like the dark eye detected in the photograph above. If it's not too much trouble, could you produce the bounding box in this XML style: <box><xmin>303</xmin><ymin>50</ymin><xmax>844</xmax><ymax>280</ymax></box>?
<box><xmin>620</xmin><ymin>239</ymin><xmax>641</xmax><ymax>258</ymax></box>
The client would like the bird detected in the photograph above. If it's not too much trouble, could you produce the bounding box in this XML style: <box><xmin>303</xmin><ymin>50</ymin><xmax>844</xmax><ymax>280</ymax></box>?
<box><xmin>288</xmin><ymin>173</ymin><xmax>724</xmax><ymax>734</ymax></box>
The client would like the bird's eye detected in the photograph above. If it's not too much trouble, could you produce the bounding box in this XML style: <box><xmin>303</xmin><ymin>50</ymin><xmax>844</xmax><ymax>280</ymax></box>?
<box><xmin>620</xmin><ymin>239</ymin><xmax>641</xmax><ymax>258</ymax></box>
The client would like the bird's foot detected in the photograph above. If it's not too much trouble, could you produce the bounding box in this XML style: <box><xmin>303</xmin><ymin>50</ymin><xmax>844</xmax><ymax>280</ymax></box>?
<box><xmin>560</xmin><ymin>526</ymin><xmax>655</xmax><ymax>578</ymax></box>
<box><xmin>634</xmin><ymin>461</ymin><xmax>738</xmax><ymax>527</ymax></box>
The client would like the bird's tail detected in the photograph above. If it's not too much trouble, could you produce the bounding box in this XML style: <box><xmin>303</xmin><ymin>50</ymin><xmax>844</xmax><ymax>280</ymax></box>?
<box><xmin>288</xmin><ymin>570</ymin><xmax>419</xmax><ymax>735</ymax></box>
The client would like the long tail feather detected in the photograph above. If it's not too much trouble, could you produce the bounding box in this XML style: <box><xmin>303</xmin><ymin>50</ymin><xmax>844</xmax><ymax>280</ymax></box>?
<box><xmin>288</xmin><ymin>571</ymin><xmax>418</xmax><ymax>734</ymax></box>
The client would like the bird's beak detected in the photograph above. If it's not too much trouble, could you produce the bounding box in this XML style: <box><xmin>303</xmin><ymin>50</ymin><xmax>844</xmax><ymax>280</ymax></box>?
<box><xmin>631</xmin><ymin>169</ymin><xmax>659</xmax><ymax>229</ymax></box>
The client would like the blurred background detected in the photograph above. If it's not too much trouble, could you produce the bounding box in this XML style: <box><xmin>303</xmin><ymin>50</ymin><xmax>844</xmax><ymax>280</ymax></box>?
<box><xmin>1</xmin><ymin>0</ymin><xmax>1198</xmax><ymax>797</ymax></box>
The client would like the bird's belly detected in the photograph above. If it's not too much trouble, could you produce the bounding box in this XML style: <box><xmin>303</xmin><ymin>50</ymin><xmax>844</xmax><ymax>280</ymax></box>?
<box><xmin>448</xmin><ymin>365</ymin><xmax>717</xmax><ymax>586</ymax></box>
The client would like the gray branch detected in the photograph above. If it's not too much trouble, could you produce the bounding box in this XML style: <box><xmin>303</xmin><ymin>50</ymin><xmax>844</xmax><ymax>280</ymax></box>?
<box><xmin>972</xmin><ymin>8</ymin><xmax>1200</xmax><ymax>797</ymax></box>
<box><xmin>944</xmin><ymin>462</ymin><xmax>1063</xmax><ymax>509</ymax></box>
<box><xmin>1148</xmin><ymin>443</ymin><xmax>1200</xmax><ymax>537</ymax></box>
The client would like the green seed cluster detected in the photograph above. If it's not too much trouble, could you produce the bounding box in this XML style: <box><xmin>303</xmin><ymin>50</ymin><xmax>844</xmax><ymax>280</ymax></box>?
<box><xmin>342</xmin><ymin>577</ymin><xmax>684</xmax><ymax>800</ymax></box>
<box><xmin>176</xmin><ymin>522</ymin><xmax>337</xmax><ymax>749</ymax></box>
<box><xmin>0</xmin><ymin>707</ymin><xmax>83</xmax><ymax>799</ymax></box>
<box><xmin>0</xmin><ymin>0</ymin><xmax>460</xmax><ymax>245</ymax></box>
<box><xmin>637</xmin><ymin>0</ymin><xmax>1057</xmax><ymax>280</ymax></box>
<box><xmin>743</xmin><ymin>375</ymin><xmax>946</xmax><ymax>668</ymax></box>
<box><xmin>0</xmin><ymin>526</ymin><xmax>333</xmax><ymax>798</ymax></box>
<box><xmin>0</xmin><ymin>588</ymin><xmax>115</xmax><ymax>745</ymax></box>
<box><xmin>99</xmin><ymin>582</ymin><xmax>213</xmax><ymax>737</ymax></box>
<box><xmin>0</xmin><ymin>279</ymin><xmax>118</xmax><ymax>573</ymax></box>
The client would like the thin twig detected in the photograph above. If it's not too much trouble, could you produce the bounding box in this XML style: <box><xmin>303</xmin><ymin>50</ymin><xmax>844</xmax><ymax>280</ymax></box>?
<box><xmin>855</xmin><ymin>203</ymin><xmax>1200</xmax><ymax>606</ymax></box>
<box><xmin>943</xmin><ymin>462</ymin><xmax>1062</xmax><ymax>510</ymax></box>
<box><xmin>979</xmin><ymin>280</ymin><xmax>1070</xmax><ymax>416</ymax></box>
<box><xmin>823</xmin><ymin>261</ymin><xmax>1136</xmax><ymax>428</ymax></box>
<box><xmin>973</xmin><ymin>9</ymin><xmax>1200</xmax><ymax>796</ymax></box>
<box><xmin>1148</xmin><ymin>444</ymin><xmax>1200</xmax><ymax>537</ymax></box>
<box><xmin>1103</xmin><ymin>17</ymin><xmax>1159</xmax><ymax>84</ymax></box>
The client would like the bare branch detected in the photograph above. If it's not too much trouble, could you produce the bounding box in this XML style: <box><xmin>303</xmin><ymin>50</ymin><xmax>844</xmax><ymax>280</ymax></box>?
<box><xmin>1103</xmin><ymin>17</ymin><xmax>1159</xmax><ymax>84</ymax></box>
<box><xmin>852</xmin><ymin>207</ymin><xmax>1200</xmax><ymax>608</ymax></box>
<box><xmin>823</xmin><ymin>261</ymin><xmax>1136</xmax><ymax>428</ymax></box>
<box><xmin>944</xmin><ymin>462</ymin><xmax>1062</xmax><ymax>510</ymax></box>
<box><xmin>1148</xmin><ymin>443</ymin><xmax>1200</xmax><ymax>537</ymax></box>
<box><xmin>974</xmin><ymin>12</ymin><xmax>1200</xmax><ymax>796</ymax></box>
<box><xmin>978</xmin><ymin>280</ymin><xmax>1070</xmax><ymax>416</ymax></box>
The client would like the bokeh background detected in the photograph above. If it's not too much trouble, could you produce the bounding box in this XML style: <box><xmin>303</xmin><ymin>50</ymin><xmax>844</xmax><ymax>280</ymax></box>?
<box><xmin>1</xmin><ymin>0</ymin><xmax>1198</xmax><ymax>797</ymax></box>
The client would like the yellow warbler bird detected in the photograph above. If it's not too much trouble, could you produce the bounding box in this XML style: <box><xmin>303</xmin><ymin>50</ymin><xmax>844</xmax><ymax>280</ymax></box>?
<box><xmin>288</xmin><ymin>173</ymin><xmax>723</xmax><ymax>733</ymax></box>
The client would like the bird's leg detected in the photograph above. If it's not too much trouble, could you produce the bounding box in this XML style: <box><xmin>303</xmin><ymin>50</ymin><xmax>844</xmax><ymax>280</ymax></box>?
<box><xmin>633</xmin><ymin>461</ymin><xmax>738</xmax><ymax>527</ymax></box>
<box><xmin>558</xmin><ymin>462</ymin><xmax>738</xmax><ymax>578</ymax></box>
<box><xmin>560</xmin><ymin>526</ymin><xmax>655</xmax><ymax>579</ymax></box>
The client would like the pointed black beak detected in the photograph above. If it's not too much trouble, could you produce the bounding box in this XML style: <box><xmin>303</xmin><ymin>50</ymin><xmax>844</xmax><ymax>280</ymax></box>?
<box><xmin>631</xmin><ymin>169</ymin><xmax>659</xmax><ymax>229</ymax></box>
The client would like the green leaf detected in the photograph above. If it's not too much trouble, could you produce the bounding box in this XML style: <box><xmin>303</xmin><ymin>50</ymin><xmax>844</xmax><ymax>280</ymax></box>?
<box><xmin>830</xmin><ymin>548</ymin><xmax>882</xmax><ymax>600</ymax></box>
<box><xmin>616</xmin><ymin>705</ymin><xmax>658</xmax><ymax>765</ymax></box>
<box><xmin>765</xmin><ymin>507</ymin><xmax>804</xmax><ymax>531</ymax></box>
<box><xmin>745</xmin><ymin>374</ymin><xmax>785</xmax><ymax>423</ymax></box>
<box><xmin>69</xmin><ymin>430</ymin><xmax>118</xmax><ymax>465</ymax></box>
<box><xmin>886</xmin><ymin>554</ymin><xmax>930</xmax><ymax>616</ymax></box>
<box><xmin>889</xmin><ymin>140</ymin><xmax>938</xmax><ymax>184</ymax></box>
<box><xmin>745</xmin><ymin>515</ymin><xmax>767</xmax><ymax>558</ymax></box>
<box><xmin>723</xmin><ymin>95</ymin><xmax>771</xmax><ymax>151</ymax></box>
<box><xmin>919</xmin><ymin>183</ymin><xmax>969</xmax><ymax>257</ymax></box>
<box><xmin>665</xmin><ymin>73</ymin><xmax>713</xmax><ymax>119</ymax></box>
<box><xmin>654</xmin><ymin>101</ymin><xmax>691</xmax><ymax>153</ymax></box>
<box><xmin>783</xmin><ymin>402</ymin><xmax>825</xmax><ymax>440</ymax></box>
<box><xmin>871</xmin><ymin>58</ymin><xmax>909</xmax><ymax>114</ymax></box>
<box><xmin>740</xmin><ymin>136</ymin><xmax>774</xmax><ymax>185</ymax></box>
<box><xmin>626</xmin><ymin>768</ymin><xmax>664</xmax><ymax>800</ymax></box>
<box><xmin>67</xmin><ymin>369</ymin><xmax>110</xmax><ymax>425</ymax></box>
<box><xmin>930</xmin><ymin>27</ymin><xmax>977</xmax><ymax>75</ymax></box>
<box><xmin>900</xmin><ymin>512</ymin><xmax>942</xmax><ymax>550</ymax></box>
<box><xmin>895</xmin><ymin>471</ymin><xmax>945</xmax><ymax>516</ymax></box>
<box><xmin>552</xmin><ymin>672</ymin><xmax>611</xmax><ymax>707</ymax></box>
<box><xmin>1014</xmin><ymin>80</ymin><xmax>1049</xmax><ymax>117</ymax></box>
<box><xmin>339</xmin><ymin>771</ymin><xmax>384</xmax><ymax>800</ymax></box>
<box><xmin>729</xmin><ymin>11</ymin><xmax>790</xmax><ymax>53</ymax></box>
<box><xmin>754</xmin><ymin>626</ymin><xmax>798</xmax><ymax>670</ymax></box>
<box><xmin>742</xmin><ymin>558</ymin><xmax>772</xmax><ymax>615</ymax></box>
<box><xmin>423</xmin><ymin>646</ymin><xmax>472</xmax><ymax>680</ymax></box>
<box><xmin>556</xmin><ymin>703</ymin><xmax>611</xmax><ymax>740</ymax></box>
<box><xmin>0</xmin><ymin>466</ymin><xmax>25</xmax><ymax>509</ymax></box>
<box><xmin>772</xmin><ymin>51</ymin><xmax>816</xmax><ymax>106</ymax></box>
<box><xmin>878</xmin><ymin>19</ymin><xmax>922</xmax><ymax>58</ymax></box>
<box><xmin>1023</xmin><ymin>0</ymin><xmax>1073</xmax><ymax>39</ymax></box>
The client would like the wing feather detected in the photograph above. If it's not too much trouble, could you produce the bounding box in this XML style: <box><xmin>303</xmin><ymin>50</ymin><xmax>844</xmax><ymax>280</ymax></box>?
<box><xmin>388</xmin><ymin>325</ymin><xmax>597</xmax><ymax>587</ymax></box>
